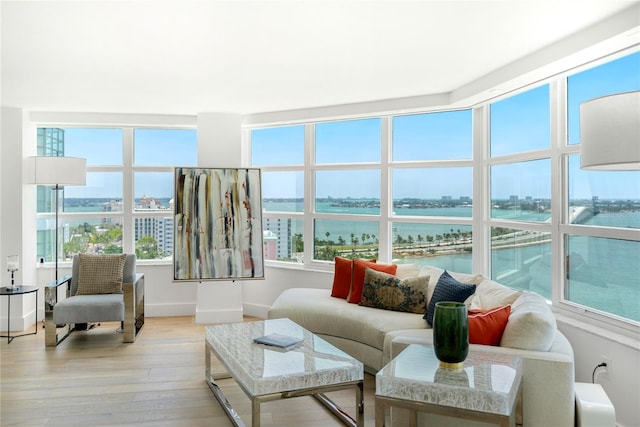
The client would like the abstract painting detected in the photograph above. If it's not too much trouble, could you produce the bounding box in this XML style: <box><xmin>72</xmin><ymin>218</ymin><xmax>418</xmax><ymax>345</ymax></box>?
<box><xmin>173</xmin><ymin>168</ymin><xmax>264</xmax><ymax>281</ymax></box>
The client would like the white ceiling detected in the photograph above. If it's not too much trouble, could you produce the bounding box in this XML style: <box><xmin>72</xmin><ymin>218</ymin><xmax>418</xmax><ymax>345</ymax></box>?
<box><xmin>1</xmin><ymin>1</ymin><xmax>638</xmax><ymax>116</ymax></box>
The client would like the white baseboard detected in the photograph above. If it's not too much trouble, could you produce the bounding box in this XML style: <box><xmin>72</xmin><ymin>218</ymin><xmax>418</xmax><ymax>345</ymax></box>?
<box><xmin>242</xmin><ymin>302</ymin><xmax>270</xmax><ymax>319</ymax></box>
<box><xmin>0</xmin><ymin>310</ymin><xmax>36</xmax><ymax>332</ymax></box>
<box><xmin>195</xmin><ymin>308</ymin><xmax>243</xmax><ymax>324</ymax></box>
<box><xmin>145</xmin><ymin>303</ymin><xmax>196</xmax><ymax>317</ymax></box>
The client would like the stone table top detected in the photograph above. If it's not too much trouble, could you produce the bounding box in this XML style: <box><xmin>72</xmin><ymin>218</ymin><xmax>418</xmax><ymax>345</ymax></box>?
<box><xmin>205</xmin><ymin>318</ymin><xmax>363</xmax><ymax>397</ymax></box>
<box><xmin>376</xmin><ymin>344</ymin><xmax>522</xmax><ymax>416</ymax></box>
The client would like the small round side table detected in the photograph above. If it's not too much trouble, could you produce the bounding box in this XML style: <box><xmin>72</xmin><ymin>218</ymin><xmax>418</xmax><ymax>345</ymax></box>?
<box><xmin>1</xmin><ymin>285</ymin><xmax>38</xmax><ymax>344</ymax></box>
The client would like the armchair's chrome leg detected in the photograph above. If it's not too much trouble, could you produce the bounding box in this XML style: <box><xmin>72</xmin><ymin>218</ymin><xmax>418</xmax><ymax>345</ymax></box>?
<box><xmin>123</xmin><ymin>283</ymin><xmax>135</xmax><ymax>343</ymax></box>
<box><xmin>44</xmin><ymin>313</ymin><xmax>72</xmax><ymax>347</ymax></box>
<box><xmin>44</xmin><ymin>276</ymin><xmax>73</xmax><ymax>347</ymax></box>
<box><xmin>123</xmin><ymin>274</ymin><xmax>144</xmax><ymax>343</ymax></box>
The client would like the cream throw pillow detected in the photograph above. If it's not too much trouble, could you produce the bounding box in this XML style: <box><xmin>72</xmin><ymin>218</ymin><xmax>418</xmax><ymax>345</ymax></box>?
<box><xmin>395</xmin><ymin>263</ymin><xmax>420</xmax><ymax>279</ymax></box>
<box><xmin>500</xmin><ymin>291</ymin><xmax>557</xmax><ymax>351</ymax></box>
<box><xmin>470</xmin><ymin>278</ymin><xmax>523</xmax><ymax>310</ymax></box>
<box><xmin>76</xmin><ymin>254</ymin><xmax>126</xmax><ymax>295</ymax></box>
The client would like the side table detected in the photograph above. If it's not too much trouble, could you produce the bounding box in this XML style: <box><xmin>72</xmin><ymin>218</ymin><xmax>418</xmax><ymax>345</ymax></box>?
<box><xmin>376</xmin><ymin>344</ymin><xmax>522</xmax><ymax>427</ymax></box>
<box><xmin>1</xmin><ymin>285</ymin><xmax>38</xmax><ymax>344</ymax></box>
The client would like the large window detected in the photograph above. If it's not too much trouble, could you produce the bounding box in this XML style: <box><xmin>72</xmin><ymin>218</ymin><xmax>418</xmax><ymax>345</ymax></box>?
<box><xmin>252</xmin><ymin>51</ymin><xmax>639</xmax><ymax>328</ymax></box>
<box><xmin>488</xmin><ymin>84</ymin><xmax>552</xmax><ymax>296</ymax></box>
<box><xmin>252</xmin><ymin>125</ymin><xmax>306</xmax><ymax>262</ymax></box>
<box><xmin>563</xmin><ymin>51</ymin><xmax>640</xmax><ymax>322</ymax></box>
<box><xmin>36</xmin><ymin>127</ymin><xmax>197</xmax><ymax>262</ymax></box>
<box><xmin>252</xmin><ymin>110</ymin><xmax>474</xmax><ymax>270</ymax></box>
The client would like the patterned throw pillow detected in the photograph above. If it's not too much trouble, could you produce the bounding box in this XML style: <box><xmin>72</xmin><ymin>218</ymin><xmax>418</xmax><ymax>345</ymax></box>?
<box><xmin>347</xmin><ymin>260</ymin><xmax>397</xmax><ymax>304</ymax></box>
<box><xmin>76</xmin><ymin>254</ymin><xmax>127</xmax><ymax>295</ymax></box>
<box><xmin>424</xmin><ymin>270</ymin><xmax>477</xmax><ymax>326</ymax></box>
<box><xmin>359</xmin><ymin>268</ymin><xmax>430</xmax><ymax>314</ymax></box>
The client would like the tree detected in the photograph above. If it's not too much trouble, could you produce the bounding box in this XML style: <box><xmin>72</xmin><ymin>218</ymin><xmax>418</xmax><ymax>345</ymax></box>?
<box><xmin>292</xmin><ymin>233</ymin><xmax>303</xmax><ymax>252</ymax></box>
<box><xmin>103</xmin><ymin>244</ymin><xmax>122</xmax><ymax>254</ymax></box>
<box><xmin>136</xmin><ymin>236</ymin><xmax>159</xmax><ymax>259</ymax></box>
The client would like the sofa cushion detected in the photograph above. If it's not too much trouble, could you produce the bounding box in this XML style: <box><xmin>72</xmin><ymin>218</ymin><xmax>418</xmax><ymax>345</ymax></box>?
<box><xmin>359</xmin><ymin>268</ymin><xmax>429</xmax><ymax>314</ymax></box>
<box><xmin>53</xmin><ymin>294</ymin><xmax>125</xmax><ymax>324</ymax></box>
<box><xmin>470</xmin><ymin>278</ymin><xmax>522</xmax><ymax>310</ymax></box>
<box><xmin>468</xmin><ymin>305</ymin><xmax>511</xmax><ymax>346</ymax></box>
<box><xmin>76</xmin><ymin>254</ymin><xmax>126</xmax><ymax>295</ymax></box>
<box><xmin>347</xmin><ymin>260</ymin><xmax>397</xmax><ymax>304</ymax></box>
<box><xmin>500</xmin><ymin>291</ymin><xmax>557</xmax><ymax>351</ymax></box>
<box><xmin>268</xmin><ymin>288</ymin><xmax>426</xmax><ymax>351</ymax></box>
<box><xmin>424</xmin><ymin>270</ymin><xmax>476</xmax><ymax>326</ymax></box>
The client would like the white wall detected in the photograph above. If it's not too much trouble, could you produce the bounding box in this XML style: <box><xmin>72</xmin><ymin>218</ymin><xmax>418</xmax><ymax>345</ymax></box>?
<box><xmin>192</xmin><ymin>112</ymin><xmax>245</xmax><ymax>324</ymax></box>
<box><xmin>0</xmin><ymin>107</ymin><xmax>37</xmax><ymax>332</ymax></box>
<box><xmin>557</xmin><ymin>318</ymin><xmax>640</xmax><ymax>427</ymax></box>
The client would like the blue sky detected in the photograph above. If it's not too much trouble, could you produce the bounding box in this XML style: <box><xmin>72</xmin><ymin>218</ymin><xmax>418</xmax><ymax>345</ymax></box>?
<box><xmin>61</xmin><ymin>52</ymin><xmax>639</xmax><ymax>201</ymax></box>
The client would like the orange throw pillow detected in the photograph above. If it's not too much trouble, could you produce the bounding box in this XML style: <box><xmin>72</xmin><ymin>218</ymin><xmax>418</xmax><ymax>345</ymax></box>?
<box><xmin>331</xmin><ymin>257</ymin><xmax>376</xmax><ymax>299</ymax></box>
<box><xmin>331</xmin><ymin>257</ymin><xmax>354</xmax><ymax>298</ymax></box>
<box><xmin>347</xmin><ymin>259</ymin><xmax>397</xmax><ymax>304</ymax></box>
<box><xmin>468</xmin><ymin>305</ymin><xmax>511</xmax><ymax>346</ymax></box>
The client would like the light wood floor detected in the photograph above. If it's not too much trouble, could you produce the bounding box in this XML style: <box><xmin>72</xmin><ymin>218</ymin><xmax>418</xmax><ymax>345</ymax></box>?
<box><xmin>0</xmin><ymin>317</ymin><xmax>378</xmax><ymax>426</ymax></box>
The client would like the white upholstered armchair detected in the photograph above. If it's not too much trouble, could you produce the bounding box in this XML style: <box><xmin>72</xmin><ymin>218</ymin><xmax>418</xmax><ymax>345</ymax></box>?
<box><xmin>44</xmin><ymin>253</ymin><xmax>145</xmax><ymax>347</ymax></box>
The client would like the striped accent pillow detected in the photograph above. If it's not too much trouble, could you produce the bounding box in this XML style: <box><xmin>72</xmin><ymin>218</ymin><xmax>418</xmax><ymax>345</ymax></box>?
<box><xmin>76</xmin><ymin>254</ymin><xmax>126</xmax><ymax>295</ymax></box>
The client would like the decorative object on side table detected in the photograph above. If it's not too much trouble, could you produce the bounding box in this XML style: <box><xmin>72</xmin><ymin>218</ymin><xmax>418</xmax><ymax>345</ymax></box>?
<box><xmin>6</xmin><ymin>255</ymin><xmax>19</xmax><ymax>291</ymax></box>
<box><xmin>433</xmin><ymin>301</ymin><xmax>469</xmax><ymax>369</ymax></box>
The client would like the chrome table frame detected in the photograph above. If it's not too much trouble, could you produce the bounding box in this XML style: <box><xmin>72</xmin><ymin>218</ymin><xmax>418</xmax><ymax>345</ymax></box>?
<box><xmin>204</xmin><ymin>320</ymin><xmax>364</xmax><ymax>427</ymax></box>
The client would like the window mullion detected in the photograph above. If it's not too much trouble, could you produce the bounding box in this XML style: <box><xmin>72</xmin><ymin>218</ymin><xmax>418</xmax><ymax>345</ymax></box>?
<box><xmin>379</xmin><ymin>116</ymin><xmax>391</xmax><ymax>262</ymax></box>
<box><xmin>550</xmin><ymin>78</ymin><xmax>566</xmax><ymax>305</ymax></box>
<box><xmin>122</xmin><ymin>128</ymin><xmax>134</xmax><ymax>254</ymax></box>
<box><xmin>304</xmin><ymin>123</ymin><xmax>315</xmax><ymax>267</ymax></box>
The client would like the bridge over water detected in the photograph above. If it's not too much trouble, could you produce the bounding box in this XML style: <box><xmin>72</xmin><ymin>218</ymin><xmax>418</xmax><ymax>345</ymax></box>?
<box><xmin>569</xmin><ymin>206</ymin><xmax>595</xmax><ymax>224</ymax></box>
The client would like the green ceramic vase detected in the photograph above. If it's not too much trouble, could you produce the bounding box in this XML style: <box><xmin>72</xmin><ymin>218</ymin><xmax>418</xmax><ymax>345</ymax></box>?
<box><xmin>433</xmin><ymin>301</ymin><xmax>469</xmax><ymax>369</ymax></box>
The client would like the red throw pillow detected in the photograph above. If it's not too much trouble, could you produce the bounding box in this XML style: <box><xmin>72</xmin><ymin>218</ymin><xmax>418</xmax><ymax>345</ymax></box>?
<box><xmin>347</xmin><ymin>259</ymin><xmax>397</xmax><ymax>304</ymax></box>
<box><xmin>331</xmin><ymin>257</ymin><xmax>376</xmax><ymax>299</ymax></box>
<box><xmin>468</xmin><ymin>305</ymin><xmax>511</xmax><ymax>346</ymax></box>
<box><xmin>331</xmin><ymin>257</ymin><xmax>354</xmax><ymax>298</ymax></box>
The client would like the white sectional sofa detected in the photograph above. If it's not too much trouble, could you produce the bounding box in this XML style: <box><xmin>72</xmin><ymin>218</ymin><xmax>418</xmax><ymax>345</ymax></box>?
<box><xmin>268</xmin><ymin>264</ymin><xmax>575</xmax><ymax>427</ymax></box>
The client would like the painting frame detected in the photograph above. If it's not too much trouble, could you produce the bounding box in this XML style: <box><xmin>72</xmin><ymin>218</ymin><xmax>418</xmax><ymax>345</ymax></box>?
<box><xmin>173</xmin><ymin>167</ymin><xmax>264</xmax><ymax>281</ymax></box>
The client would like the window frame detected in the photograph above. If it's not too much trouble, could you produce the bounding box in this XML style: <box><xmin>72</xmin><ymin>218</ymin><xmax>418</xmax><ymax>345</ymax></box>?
<box><xmin>33</xmin><ymin>121</ymin><xmax>197</xmax><ymax>265</ymax></box>
<box><xmin>247</xmin><ymin>49</ymin><xmax>640</xmax><ymax>336</ymax></box>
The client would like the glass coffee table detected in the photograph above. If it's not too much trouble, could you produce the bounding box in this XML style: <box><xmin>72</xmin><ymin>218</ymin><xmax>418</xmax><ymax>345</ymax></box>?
<box><xmin>205</xmin><ymin>318</ymin><xmax>364</xmax><ymax>427</ymax></box>
<box><xmin>376</xmin><ymin>344</ymin><xmax>522</xmax><ymax>427</ymax></box>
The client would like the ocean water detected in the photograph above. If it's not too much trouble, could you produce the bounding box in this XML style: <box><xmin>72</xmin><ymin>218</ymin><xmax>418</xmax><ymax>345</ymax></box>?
<box><xmin>265</xmin><ymin>200</ymin><xmax>639</xmax><ymax>321</ymax></box>
<box><xmin>57</xmin><ymin>198</ymin><xmax>639</xmax><ymax>321</ymax></box>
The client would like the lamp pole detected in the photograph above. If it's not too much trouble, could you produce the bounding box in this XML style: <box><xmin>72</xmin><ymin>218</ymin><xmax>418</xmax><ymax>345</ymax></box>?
<box><xmin>53</xmin><ymin>184</ymin><xmax>61</xmax><ymax>282</ymax></box>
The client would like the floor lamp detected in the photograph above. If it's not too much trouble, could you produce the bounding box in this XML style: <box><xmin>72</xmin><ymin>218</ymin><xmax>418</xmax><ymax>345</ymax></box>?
<box><xmin>27</xmin><ymin>156</ymin><xmax>87</xmax><ymax>281</ymax></box>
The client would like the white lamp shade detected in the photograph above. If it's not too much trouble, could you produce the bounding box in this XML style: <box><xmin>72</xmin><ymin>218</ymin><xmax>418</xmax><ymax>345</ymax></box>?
<box><xmin>27</xmin><ymin>156</ymin><xmax>87</xmax><ymax>185</ymax></box>
<box><xmin>580</xmin><ymin>91</ymin><xmax>640</xmax><ymax>171</ymax></box>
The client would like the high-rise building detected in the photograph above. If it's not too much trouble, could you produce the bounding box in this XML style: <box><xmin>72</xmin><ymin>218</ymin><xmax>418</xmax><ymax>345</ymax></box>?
<box><xmin>36</xmin><ymin>128</ymin><xmax>65</xmax><ymax>262</ymax></box>
<box><xmin>263</xmin><ymin>217</ymin><xmax>293</xmax><ymax>260</ymax></box>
